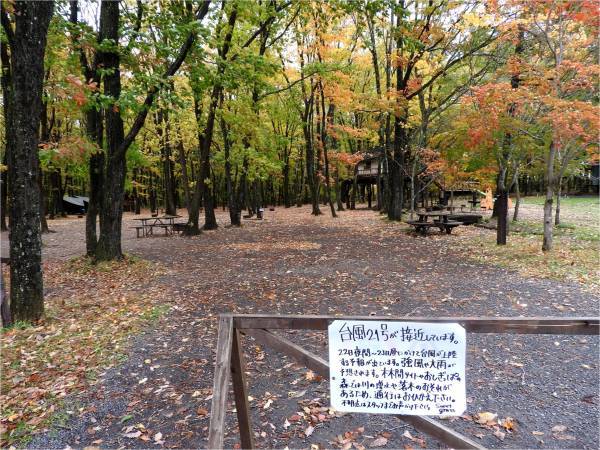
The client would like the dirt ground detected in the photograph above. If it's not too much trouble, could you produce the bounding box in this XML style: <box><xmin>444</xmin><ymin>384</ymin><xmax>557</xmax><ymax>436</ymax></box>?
<box><xmin>2</xmin><ymin>204</ymin><xmax>598</xmax><ymax>449</ymax></box>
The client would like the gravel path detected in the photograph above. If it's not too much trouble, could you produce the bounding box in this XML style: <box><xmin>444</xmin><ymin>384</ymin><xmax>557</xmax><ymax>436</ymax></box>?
<box><xmin>22</xmin><ymin>206</ymin><xmax>599</xmax><ymax>449</ymax></box>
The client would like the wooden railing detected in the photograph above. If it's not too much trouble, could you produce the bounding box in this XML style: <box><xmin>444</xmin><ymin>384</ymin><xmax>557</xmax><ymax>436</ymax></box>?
<box><xmin>208</xmin><ymin>314</ymin><xmax>599</xmax><ymax>449</ymax></box>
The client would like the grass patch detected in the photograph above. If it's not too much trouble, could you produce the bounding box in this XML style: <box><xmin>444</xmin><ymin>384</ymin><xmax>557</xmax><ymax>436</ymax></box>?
<box><xmin>452</xmin><ymin>228</ymin><xmax>599</xmax><ymax>287</ymax></box>
<box><xmin>522</xmin><ymin>195</ymin><xmax>600</xmax><ymax>209</ymax></box>
<box><xmin>509</xmin><ymin>219</ymin><xmax>600</xmax><ymax>242</ymax></box>
<box><xmin>0</xmin><ymin>257</ymin><xmax>170</xmax><ymax>447</ymax></box>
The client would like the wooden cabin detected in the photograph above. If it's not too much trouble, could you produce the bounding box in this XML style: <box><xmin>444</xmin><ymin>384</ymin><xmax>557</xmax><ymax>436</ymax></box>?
<box><xmin>341</xmin><ymin>149</ymin><xmax>386</xmax><ymax>209</ymax></box>
<box><xmin>355</xmin><ymin>155</ymin><xmax>384</xmax><ymax>182</ymax></box>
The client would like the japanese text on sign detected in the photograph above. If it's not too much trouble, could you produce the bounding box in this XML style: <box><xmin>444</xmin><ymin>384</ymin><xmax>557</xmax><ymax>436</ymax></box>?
<box><xmin>328</xmin><ymin>320</ymin><xmax>466</xmax><ymax>416</ymax></box>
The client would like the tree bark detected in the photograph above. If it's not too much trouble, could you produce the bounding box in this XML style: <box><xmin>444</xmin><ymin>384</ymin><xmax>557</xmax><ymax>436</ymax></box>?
<box><xmin>86</xmin><ymin>152</ymin><xmax>104</xmax><ymax>256</ymax></box>
<box><xmin>156</xmin><ymin>109</ymin><xmax>177</xmax><ymax>216</ymax></box>
<box><xmin>335</xmin><ymin>167</ymin><xmax>344</xmax><ymax>212</ymax></box>
<box><xmin>496</xmin><ymin>29</ymin><xmax>523</xmax><ymax>243</ymax></box>
<box><xmin>512</xmin><ymin>176</ymin><xmax>520</xmax><ymax>222</ymax></box>
<box><xmin>542</xmin><ymin>141</ymin><xmax>556</xmax><ymax>252</ymax></box>
<box><xmin>220</xmin><ymin>106</ymin><xmax>241</xmax><ymax>226</ymax></box>
<box><xmin>185</xmin><ymin>91</ymin><xmax>204</xmax><ymax>235</ymax></box>
<box><xmin>496</xmin><ymin>188</ymin><xmax>508</xmax><ymax>245</ymax></box>
<box><xmin>387</xmin><ymin>9</ymin><xmax>407</xmax><ymax>222</ymax></box>
<box><xmin>295</xmin><ymin>156</ymin><xmax>304</xmax><ymax>207</ymax></box>
<box><xmin>555</xmin><ymin>179</ymin><xmax>562</xmax><ymax>226</ymax></box>
<box><xmin>319</xmin><ymin>88</ymin><xmax>336</xmax><ymax>218</ymax></box>
<box><xmin>95</xmin><ymin>0</ymin><xmax>126</xmax><ymax>261</ymax></box>
<box><xmin>176</xmin><ymin>135</ymin><xmax>191</xmax><ymax>212</ymax></box>
<box><xmin>6</xmin><ymin>1</ymin><xmax>54</xmax><ymax>322</ymax></box>
<box><xmin>282</xmin><ymin>146</ymin><xmax>291</xmax><ymax>208</ymax></box>
<box><xmin>38</xmin><ymin>167</ymin><xmax>50</xmax><ymax>233</ymax></box>
<box><xmin>199</xmin><ymin>85</ymin><xmax>220</xmax><ymax>231</ymax></box>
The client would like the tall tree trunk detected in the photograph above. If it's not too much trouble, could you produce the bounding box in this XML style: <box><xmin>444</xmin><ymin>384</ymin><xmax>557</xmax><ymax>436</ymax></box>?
<box><xmin>497</xmin><ymin>27</ymin><xmax>523</xmax><ymax>245</ymax></box>
<box><xmin>542</xmin><ymin>141</ymin><xmax>556</xmax><ymax>252</ymax></box>
<box><xmin>366</xmin><ymin>8</ymin><xmax>386</xmax><ymax>212</ymax></box>
<box><xmin>185</xmin><ymin>91</ymin><xmax>203</xmax><ymax>234</ymax></box>
<box><xmin>220</xmin><ymin>108</ymin><xmax>241</xmax><ymax>226</ymax></box>
<box><xmin>95</xmin><ymin>0</ymin><xmax>126</xmax><ymax>261</ymax></box>
<box><xmin>176</xmin><ymin>135</ymin><xmax>191</xmax><ymax>212</ymax></box>
<box><xmin>298</xmin><ymin>43</ymin><xmax>320</xmax><ymax>216</ymax></box>
<box><xmin>388</xmin><ymin>122</ymin><xmax>406</xmax><ymax>220</ymax></box>
<box><xmin>199</xmin><ymin>86</ymin><xmax>220</xmax><ymax>231</ymax></box>
<box><xmin>513</xmin><ymin>176</ymin><xmax>521</xmax><ymax>222</ymax></box>
<box><xmin>319</xmin><ymin>90</ymin><xmax>336</xmax><ymax>218</ymax></box>
<box><xmin>38</xmin><ymin>167</ymin><xmax>50</xmax><ymax>232</ymax></box>
<box><xmin>335</xmin><ymin>167</ymin><xmax>344</xmax><ymax>212</ymax></box>
<box><xmin>157</xmin><ymin>109</ymin><xmax>176</xmax><ymax>216</ymax></box>
<box><xmin>555</xmin><ymin>179</ymin><xmax>562</xmax><ymax>226</ymax></box>
<box><xmin>86</xmin><ymin>152</ymin><xmax>104</xmax><ymax>256</ymax></box>
<box><xmin>388</xmin><ymin>11</ymin><xmax>406</xmax><ymax>221</ymax></box>
<box><xmin>39</xmin><ymin>76</ymin><xmax>51</xmax><ymax>233</ymax></box>
<box><xmin>190</xmin><ymin>4</ymin><xmax>237</xmax><ymax>232</ymax></box>
<box><xmin>496</xmin><ymin>185</ymin><xmax>508</xmax><ymax>245</ymax></box>
<box><xmin>304</xmin><ymin>118</ymin><xmax>320</xmax><ymax>215</ymax></box>
<box><xmin>295</xmin><ymin>156</ymin><xmax>304</xmax><ymax>207</ymax></box>
<box><xmin>6</xmin><ymin>1</ymin><xmax>54</xmax><ymax>322</ymax></box>
<box><xmin>282</xmin><ymin>146</ymin><xmax>291</xmax><ymax>208</ymax></box>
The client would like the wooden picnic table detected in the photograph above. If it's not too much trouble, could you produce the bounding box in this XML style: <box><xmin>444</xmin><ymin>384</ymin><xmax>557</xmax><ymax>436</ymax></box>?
<box><xmin>132</xmin><ymin>215</ymin><xmax>181</xmax><ymax>237</ymax></box>
<box><xmin>407</xmin><ymin>211</ymin><xmax>463</xmax><ymax>235</ymax></box>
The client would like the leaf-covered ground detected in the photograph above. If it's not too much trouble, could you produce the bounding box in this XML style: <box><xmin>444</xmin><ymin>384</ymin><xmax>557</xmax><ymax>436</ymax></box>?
<box><xmin>1</xmin><ymin>257</ymin><xmax>171</xmax><ymax>446</ymax></box>
<box><xmin>2</xmin><ymin>204</ymin><xmax>598</xmax><ymax>449</ymax></box>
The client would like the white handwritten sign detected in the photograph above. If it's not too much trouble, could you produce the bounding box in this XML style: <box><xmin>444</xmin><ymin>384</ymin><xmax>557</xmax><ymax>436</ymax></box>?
<box><xmin>328</xmin><ymin>320</ymin><xmax>466</xmax><ymax>416</ymax></box>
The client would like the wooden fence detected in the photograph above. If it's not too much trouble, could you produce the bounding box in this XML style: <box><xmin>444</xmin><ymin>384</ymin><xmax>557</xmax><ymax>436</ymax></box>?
<box><xmin>208</xmin><ymin>314</ymin><xmax>599</xmax><ymax>449</ymax></box>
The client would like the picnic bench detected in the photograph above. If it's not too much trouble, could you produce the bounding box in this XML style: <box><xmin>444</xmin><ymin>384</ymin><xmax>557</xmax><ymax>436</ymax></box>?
<box><xmin>407</xmin><ymin>211</ymin><xmax>463</xmax><ymax>235</ymax></box>
<box><xmin>132</xmin><ymin>215</ymin><xmax>182</xmax><ymax>237</ymax></box>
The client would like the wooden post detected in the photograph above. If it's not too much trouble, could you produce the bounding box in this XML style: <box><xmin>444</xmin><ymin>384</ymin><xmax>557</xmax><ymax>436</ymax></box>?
<box><xmin>208</xmin><ymin>315</ymin><xmax>234</xmax><ymax>449</ymax></box>
<box><xmin>231</xmin><ymin>328</ymin><xmax>255</xmax><ymax>449</ymax></box>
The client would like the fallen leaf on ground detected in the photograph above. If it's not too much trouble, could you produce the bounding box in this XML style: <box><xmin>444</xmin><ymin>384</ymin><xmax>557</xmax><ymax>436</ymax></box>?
<box><xmin>369</xmin><ymin>436</ymin><xmax>388</xmax><ymax>447</ymax></box>
<box><xmin>123</xmin><ymin>431</ymin><xmax>142</xmax><ymax>439</ymax></box>
<box><xmin>494</xmin><ymin>429</ymin><xmax>506</xmax><ymax>441</ymax></box>
<box><xmin>475</xmin><ymin>412</ymin><xmax>498</xmax><ymax>426</ymax></box>
<box><xmin>500</xmin><ymin>417</ymin><xmax>515</xmax><ymax>431</ymax></box>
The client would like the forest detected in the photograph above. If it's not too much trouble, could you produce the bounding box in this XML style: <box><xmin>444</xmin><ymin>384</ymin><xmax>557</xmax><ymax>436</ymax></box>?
<box><xmin>2</xmin><ymin>0</ymin><xmax>598</xmax><ymax>324</ymax></box>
